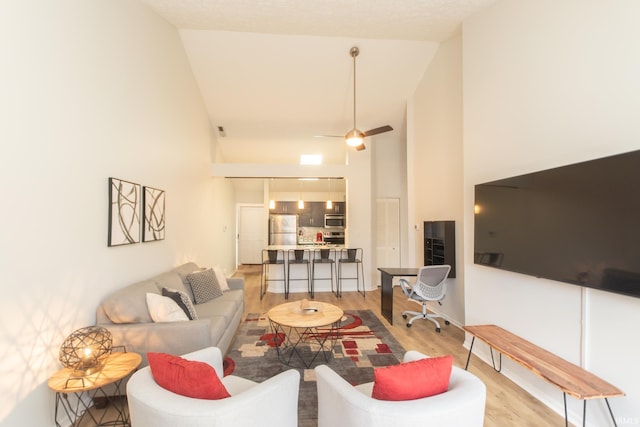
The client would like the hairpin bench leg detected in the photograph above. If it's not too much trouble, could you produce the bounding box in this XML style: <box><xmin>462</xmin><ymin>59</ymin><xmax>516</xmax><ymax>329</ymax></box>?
<box><xmin>464</xmin><ymin>337</ymin><xmax>475</xmax><ymax>370</ymax></box>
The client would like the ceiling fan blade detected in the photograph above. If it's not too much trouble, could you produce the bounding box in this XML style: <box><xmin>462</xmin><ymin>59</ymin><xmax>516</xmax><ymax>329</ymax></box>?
<box><xmin>363</xmin><ymin>125</ymin><xmax>393</xmax><ymax>137</ymax></box>
<box><xmin>355</xmin><ymin>142</ymin><xmax>366</xmax><ymax>151</ymax></box>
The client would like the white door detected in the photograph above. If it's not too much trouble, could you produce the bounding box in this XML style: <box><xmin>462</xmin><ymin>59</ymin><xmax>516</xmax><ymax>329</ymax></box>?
<box><xmin>238</xmin><ymin>205</ymin><xmax>267</xmax><ymax>265</ymax></box>
<box><xmin>376</xmin><ymin>198</ymin><xmax>400</xmax><ymax>269</ymax></box>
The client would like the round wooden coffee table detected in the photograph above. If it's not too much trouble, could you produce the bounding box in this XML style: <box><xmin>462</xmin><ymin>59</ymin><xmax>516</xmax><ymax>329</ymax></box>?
<box><xmin>267</xmin><ymin>301</ymin><xmax>343</xmax><ymax>368</ymax></box>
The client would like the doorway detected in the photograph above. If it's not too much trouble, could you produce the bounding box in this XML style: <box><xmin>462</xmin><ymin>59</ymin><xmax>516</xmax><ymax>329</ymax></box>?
<box><xmin>375</xmin><ymin>198</ymin><xmax>400</xmax><ymax>271</ymax></box>
<box><xmin>238</xmin><ymin>205</ymin><xmax>266</xmax><ymax>265</ymax></box>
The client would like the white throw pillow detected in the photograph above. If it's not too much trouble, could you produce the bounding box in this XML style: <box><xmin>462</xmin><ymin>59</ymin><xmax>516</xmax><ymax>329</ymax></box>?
<box><xmin>146</xmin><ymin>293</ymin><xmax>189</xmax><ymax>322</ymax></box>
<box><xmin>213</xmin><ymin>266</ymin><xmax>230</xmax><ymax>292</ymax></box>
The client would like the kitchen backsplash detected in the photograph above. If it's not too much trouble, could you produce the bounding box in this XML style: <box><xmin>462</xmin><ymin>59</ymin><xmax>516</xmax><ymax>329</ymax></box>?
<box><xmin>298</xmin><ymin>226</ymin><xmax>325</xmax><ymax>244</ymax></box>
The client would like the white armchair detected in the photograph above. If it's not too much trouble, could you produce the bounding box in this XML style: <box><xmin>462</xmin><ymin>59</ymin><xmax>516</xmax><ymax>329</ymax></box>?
<box><xmin>127</xmin><ymin>347</ymin><xmax>300</xmax><ymax>427</ymax></box>
<box><xmin>315</xmin><ymin>350</ymin><xmax>486</xmax><ymax>427</ymax></box>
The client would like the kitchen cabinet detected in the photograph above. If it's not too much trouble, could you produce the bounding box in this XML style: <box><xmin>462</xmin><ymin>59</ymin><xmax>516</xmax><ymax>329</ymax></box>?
<box><xmin>299</xmin><ymin>202</ymin><xmax>324</xmax><ymax>227</ymax></box>
<box><xmin>271</xmin><ymin>201</ymin><xmax>298</xmax><ymax>214</ymax></box>
<box><xmin>271</xmin><ymin>201</ymin><xmax>347</xmax><ymax>225</ymax></box>
<box><xmin>298</xmin><ymin>209</ymin><xmax>312</xmax><ymax>226</ymax></box>
<box><xmin>329</xmin><ymin>202</ymin><xmax>346</xmax><ymax>214</ymax></box>
<box><xmin>311</xmin><ymin>203</ymin><xmax>325</xmax><ymax>226</ymax></box>
<box><xmin>424</xmin><ymin>220</ymin><xmax>456</xmax><ymax>278</ymax></box>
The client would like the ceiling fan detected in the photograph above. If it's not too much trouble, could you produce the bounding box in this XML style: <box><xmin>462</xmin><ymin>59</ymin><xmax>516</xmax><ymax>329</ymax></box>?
<box><xmin>321</xmin><ymin>47</ymin><xmax>393</xmax><ymax>151</ymax></box>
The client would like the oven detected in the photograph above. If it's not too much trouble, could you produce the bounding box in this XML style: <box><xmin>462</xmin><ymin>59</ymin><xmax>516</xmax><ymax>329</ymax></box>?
<box><xmin>323</xmin><ymin>230</ymin><xmax>345</xmax><ymax>245</ymax></box>
<box><xmin>324</xmin><ymin>214</ymin><xmax>345</xmax><ymax>229</ymax></box>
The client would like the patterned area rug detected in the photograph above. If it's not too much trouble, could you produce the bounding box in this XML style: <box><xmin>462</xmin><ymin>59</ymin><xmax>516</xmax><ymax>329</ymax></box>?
<box><xmin>225</xmin><ymin>309</ymin><xmax>405</xmax><ymax>427</ymax></box>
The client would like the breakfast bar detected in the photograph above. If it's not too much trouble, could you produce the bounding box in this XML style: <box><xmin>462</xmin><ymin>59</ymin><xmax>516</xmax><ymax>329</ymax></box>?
<box><xmin>262</xmin><ymin>245</ymin><xmax>347</xmax><ymax>296</ymax></box>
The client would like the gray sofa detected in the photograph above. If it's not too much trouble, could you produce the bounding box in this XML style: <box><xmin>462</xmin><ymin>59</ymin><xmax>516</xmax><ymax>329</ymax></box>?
<box><xmin>96</xmin><ymin>262</ymin><xmax>244</xmax><ymax>366</ymax></box>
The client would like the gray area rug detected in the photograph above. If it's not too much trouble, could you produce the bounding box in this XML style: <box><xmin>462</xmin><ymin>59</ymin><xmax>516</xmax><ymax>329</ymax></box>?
<box><xmin>225</xmin><ymin>309</ymin><xmax>405</xmax><ymax>427</ymax></box>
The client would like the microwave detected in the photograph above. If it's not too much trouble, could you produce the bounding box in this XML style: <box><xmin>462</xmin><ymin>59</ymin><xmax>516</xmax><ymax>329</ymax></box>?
<box><xmin>324</xmin><ymin>214</ymin><xmax>345</xmax><ymax>229</ymax></box>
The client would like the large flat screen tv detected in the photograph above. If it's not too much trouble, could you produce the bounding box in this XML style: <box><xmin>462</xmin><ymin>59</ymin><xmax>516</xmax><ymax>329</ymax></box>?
<box><xmin>474</xmin><ymin>149</ymin><xmax>640</xmax><ymax>299</ymax></box>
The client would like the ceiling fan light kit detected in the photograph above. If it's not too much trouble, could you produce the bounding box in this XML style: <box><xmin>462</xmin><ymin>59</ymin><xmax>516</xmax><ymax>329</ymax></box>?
<box><xmin>343</xmin><ymin>46</ymin><xmax>393</xmax><ymax>151</ymax></box>
<box><xmin>345</xmin><ymin>128</ymin><xmax>365</xmax><ymax>147</ymax></box>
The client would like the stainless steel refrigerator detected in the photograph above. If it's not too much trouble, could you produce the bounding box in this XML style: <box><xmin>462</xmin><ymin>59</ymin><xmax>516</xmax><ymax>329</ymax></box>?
<box><xmin>269</xmin><ymin>214</ymin><xmax>297</xmax><ymax>245</ymax></box>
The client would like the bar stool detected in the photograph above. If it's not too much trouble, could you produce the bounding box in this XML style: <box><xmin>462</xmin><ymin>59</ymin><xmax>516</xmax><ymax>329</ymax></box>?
<box><xmin>287</xmin><ymin>249</ymin><xmax>310</xmax><ymax>298</ymax></box>
<box><xmin>261</xmin><ymin>249</ymin><xmax>286</xmax><ymax>300</ymax></box>
<box><xmin>311</xmin><ymin>247</ymin><xmax>335</xmax><ymax>299</ymax></box>
<box><xmin>337</xmin><ymin>248</ymin><xmax>365</xmax><ymax>298</ymax></box>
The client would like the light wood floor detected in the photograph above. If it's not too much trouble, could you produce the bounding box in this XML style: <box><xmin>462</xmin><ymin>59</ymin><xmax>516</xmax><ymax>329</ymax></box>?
<box><xmin>238</xmin><ymin>265</ymin><xmax>565</xmax><ymax>427</ymax></box>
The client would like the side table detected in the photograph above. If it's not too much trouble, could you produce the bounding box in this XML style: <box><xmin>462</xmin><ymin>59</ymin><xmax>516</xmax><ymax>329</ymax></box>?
<box><xmin>48</xmin><ymin>351</ymin><xmax>141</xmax><ymax>427</ymax></box>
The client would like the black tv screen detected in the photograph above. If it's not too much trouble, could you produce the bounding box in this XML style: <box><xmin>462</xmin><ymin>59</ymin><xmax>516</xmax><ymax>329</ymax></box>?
<box><xmin>474</xmin><ymin>149</ymin><xmax>640</xmax><ymax>299</ymax></box>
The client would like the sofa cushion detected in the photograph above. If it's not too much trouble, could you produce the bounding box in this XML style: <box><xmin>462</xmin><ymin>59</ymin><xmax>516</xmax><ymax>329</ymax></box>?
<box><xmin>162</xmin><ymin>288</ymin><xmax>198</xmax><ymax>320</ymax></box>
<box><xmin>147</xmin><ymin>352</ymin><xmax>230</xmax><ymax>400</ymax></box>
<box><xmin>187</xmin><ymin>268</ymin><xmax>223</xmax><ymax>303</ymax></box>
<box><xmin>102</xmin><ymin>279</ymin><xmax>159</xmax><ymax>323</ymax></box>
<box><xmin>146</xmin><ymin>293</ymin><xmax>189</xmax><ymax>323</ymax></box>
<box><xmin>371</xmin><ymin>355</ymin><xmax>453</xmax><ymax>401</ymax></box>
<box><xmin>221</xmin><ymin>288</ymin><xmax>244</xmax><ymax>311</ymax></box>
<box><xmin>194</xmin><ymin>298</ymin><xmax>238</xmax><ymax>325</ymax></box>
<box><xmin>154</xmin><ymin>272</ymin><xmax>191</xmax><ymax>298</ymax></box>
<box><xmin>212</xmin><ymin>266</ymin><xmax>230</xmax><ymax>292</ymax></box>
<box><xmin>206</xmin><ymin>315</ymin><xmax>229</xmax><ymax>346</ymax></box>
<box><xmin>174</xmin><ymin>262</ymin><xmax>201</xmax><ymax>302</ymax></box>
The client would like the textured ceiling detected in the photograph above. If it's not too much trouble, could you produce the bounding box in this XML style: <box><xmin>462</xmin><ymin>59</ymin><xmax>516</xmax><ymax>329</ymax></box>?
<box><xmin>139</xmin><ymin>0</ymin><xmax>497</xmax><ymax>166</ymax></box>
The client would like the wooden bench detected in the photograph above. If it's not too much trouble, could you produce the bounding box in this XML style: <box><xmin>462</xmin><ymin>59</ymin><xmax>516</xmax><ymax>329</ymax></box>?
<box><xmin>463</xmin><ymin>324</ymin><xmax>624</xmax><ymax>427</ymax></box>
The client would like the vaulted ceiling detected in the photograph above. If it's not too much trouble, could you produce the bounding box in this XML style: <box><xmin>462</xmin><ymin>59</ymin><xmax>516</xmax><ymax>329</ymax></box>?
<box><xmin>140</xmin><ymin>0</ymin><xmax>496</xmax><ymax>167</ymax></box>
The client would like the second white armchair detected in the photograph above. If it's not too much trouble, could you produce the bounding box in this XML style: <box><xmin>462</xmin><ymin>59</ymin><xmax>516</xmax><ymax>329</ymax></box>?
<box><xmin>315</xmin><ymin>350</ymin><xmax>486</xmax><ymax>427</ymax></box>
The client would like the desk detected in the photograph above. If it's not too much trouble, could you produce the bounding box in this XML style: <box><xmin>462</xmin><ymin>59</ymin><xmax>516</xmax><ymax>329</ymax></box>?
<box><xmin>267</xmin><ymin>301</ymin><xmax>343</xmax><ymax>368</ymax></box>
<box><xmin>463</xmin><ymin>325</ymin><xmax>624</xmax><ymax>427</ymax></box>
<box><xmin>48</xmin><ymin>352</ymin><xmax>141</xmax><ymax>427</ymax></box>
<box><xmin>377</xmin><ymin>268</ymin><xmax>419</xmax><ymax>324</ymax></box>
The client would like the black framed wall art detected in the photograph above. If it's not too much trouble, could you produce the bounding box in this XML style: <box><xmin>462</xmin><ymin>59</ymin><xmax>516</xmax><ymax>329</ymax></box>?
<box><xmin>108</xmin><ymin>177</ymin><xmax>141</xmax><ymax>246</ymax></box>
<box><xmin>142</xmin><ymin>186</ymin><xmax>165</xmax><ymax>242</ymax></box>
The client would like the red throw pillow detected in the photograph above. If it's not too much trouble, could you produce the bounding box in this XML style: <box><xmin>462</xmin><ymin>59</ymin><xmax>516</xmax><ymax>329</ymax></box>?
<box><xmin>371</xmin><ymin>354</ymin><xmax>453</xmax><ymax>401</ymax></box>
<box><xmin>147</xmin><ymin>352</ymin><xmax>231</xmax><ymax>400</ymax></box>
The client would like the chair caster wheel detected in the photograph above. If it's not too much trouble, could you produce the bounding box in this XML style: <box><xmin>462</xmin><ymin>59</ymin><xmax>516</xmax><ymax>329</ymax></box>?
<box><xmin>445</xmin><ymin>320</ymin><xmax>450</xmax><ymax>325</ymax></box>
<box><xmin>436</xmin><ymin>328</ymin><xmax>441</xmax><ymax>333</ymax></box>
<box><xmin>406</xmin><ymin>323</ymin><xmax>412</xmax><ymax>328</ymax></box>
<box><xmin>402</xmin><ymin>314</ymin><xmax>407</xmax><ymax>319</ymax></box>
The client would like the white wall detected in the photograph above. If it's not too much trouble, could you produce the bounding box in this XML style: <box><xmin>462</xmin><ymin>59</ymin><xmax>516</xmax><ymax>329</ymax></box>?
<box><xmin>463</xmin><ymin>0</ymin><xmax>640</xmax><ymax>424</ymax></box>
<box><xmin>408</xmin><ymin>35</ymin><xmax>465</xmax><ymax>325</ymax></box>
<box><xmin>0</xmin><ymin>1</ymin><xmax>235</xmax><ymax>425</ymax></box>
<box><xmin>373</xmin><ymin>120</ymin><xmax>410</xmax><ymax>276</ymax></box>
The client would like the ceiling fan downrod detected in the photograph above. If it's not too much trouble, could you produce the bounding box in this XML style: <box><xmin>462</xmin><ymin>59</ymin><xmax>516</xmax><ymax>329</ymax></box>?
<box><xmin>346</xmin><ymin>46</ymin><xmax>365</xmax><ymax>148</ymax></box>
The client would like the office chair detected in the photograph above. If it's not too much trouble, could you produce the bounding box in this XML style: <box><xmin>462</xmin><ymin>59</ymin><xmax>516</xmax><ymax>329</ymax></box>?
<box><xmin>399</xmin><ymin>265</ymin><xmax>451</xmax><ymax>332</ymax></box>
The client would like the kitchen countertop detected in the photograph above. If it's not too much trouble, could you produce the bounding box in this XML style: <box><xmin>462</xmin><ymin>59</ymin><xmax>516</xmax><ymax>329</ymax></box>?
<box><xmin>267</xmin><ymin>244</ymin><xmax>344</xmax><ymax>250</ymax></box>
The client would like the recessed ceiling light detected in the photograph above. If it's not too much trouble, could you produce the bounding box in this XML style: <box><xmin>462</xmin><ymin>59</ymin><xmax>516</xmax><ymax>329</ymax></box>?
<box><xmin>300</xmin><ymin>154</ymin><xmax>322</xmax><ymax>165</ymax></box>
